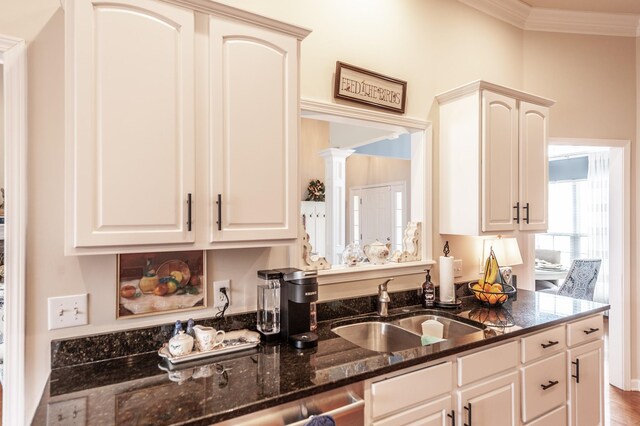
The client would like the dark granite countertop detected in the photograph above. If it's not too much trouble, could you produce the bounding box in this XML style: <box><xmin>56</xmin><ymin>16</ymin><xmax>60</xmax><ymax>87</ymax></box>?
<box><xmin>32</xmin><ymin>290</ymin><xmax>608</xmax><ymax>425</ymax></box>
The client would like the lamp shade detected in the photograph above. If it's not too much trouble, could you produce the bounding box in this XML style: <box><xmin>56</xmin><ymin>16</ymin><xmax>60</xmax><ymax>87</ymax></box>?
<box><xmin>483</xmin><ymin>237</ymin><xmax>523</xmax><ymax>267</ymax></box>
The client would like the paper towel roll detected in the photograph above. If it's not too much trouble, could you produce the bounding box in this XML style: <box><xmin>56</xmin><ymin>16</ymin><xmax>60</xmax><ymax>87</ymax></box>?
<box><xmin>439</xmin><ymin>256</ymin><xmax>455</xmax><ymax>303</ymax></box>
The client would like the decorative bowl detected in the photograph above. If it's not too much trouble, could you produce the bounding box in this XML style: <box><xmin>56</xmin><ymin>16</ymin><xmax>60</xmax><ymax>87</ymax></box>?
<box><xmin>468</xmin><ymin>282</ymin><xmax>516</xmax><ymax>307</ymax></box>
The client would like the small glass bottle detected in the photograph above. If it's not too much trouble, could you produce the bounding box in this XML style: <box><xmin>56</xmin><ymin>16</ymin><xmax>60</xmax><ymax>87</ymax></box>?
<box><xmin>422</xmin><ymin>270</ymin><xmax>435</xmax><ymax>308</ymax></box>
<box><xmin>172</xmin><ymin>320</ymin><xmax>183</xmax><ymax>337</ymax></box>
<box><xmin>185</xmin><ymin>318</ymin><xmax>195</xmax><ymax>339</ymax></box>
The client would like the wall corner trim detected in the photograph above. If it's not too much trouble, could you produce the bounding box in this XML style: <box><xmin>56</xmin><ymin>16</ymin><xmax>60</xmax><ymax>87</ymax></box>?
<box><xmin>458</xmin><ymin>0</ymin><xmax>640</xmax><ymax>37</ymax></box>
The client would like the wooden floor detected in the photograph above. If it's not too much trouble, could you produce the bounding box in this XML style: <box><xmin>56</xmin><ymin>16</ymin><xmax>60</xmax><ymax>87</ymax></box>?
<box><xmin>605</xmin><ymin>317</ymin><xmax>640</xmax><ymax>426</ymax></box>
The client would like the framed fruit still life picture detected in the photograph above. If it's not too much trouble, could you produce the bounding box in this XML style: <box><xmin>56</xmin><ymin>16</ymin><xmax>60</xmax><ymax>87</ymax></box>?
<box><xmin>117</xmin><ymin>250</ymin><xmax>207</xmax><ymax>319</ymax></box>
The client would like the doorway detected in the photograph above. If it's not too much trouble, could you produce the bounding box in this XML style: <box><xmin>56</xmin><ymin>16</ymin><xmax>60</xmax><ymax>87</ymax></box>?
<box><xmin>535</xmin><ymin>138</ymin><xmax>630</xmax><ymax>391</ymax></box>
<box><xmin>350</xmin><ymin>182</ymin><xmax>407</xmax><ymax>253</ymax></box>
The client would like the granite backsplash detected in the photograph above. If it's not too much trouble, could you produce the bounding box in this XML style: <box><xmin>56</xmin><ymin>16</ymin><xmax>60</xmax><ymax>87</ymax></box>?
<box><xmin>50</xmin><ymin>288</ymin><xmax>426</xmax><ymax>369</ymax></box>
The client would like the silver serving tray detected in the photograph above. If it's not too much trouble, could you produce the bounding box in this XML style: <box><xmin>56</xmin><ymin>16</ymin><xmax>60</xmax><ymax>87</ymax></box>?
<box><xmin>159</xmin><ymin>330</ymin><xmax>260</xmax><ymax>364</ymax></box>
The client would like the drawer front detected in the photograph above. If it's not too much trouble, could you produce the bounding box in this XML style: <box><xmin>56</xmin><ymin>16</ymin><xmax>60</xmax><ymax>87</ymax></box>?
<box><xmin>371</xmin><ymin>362</ymin><xmax>452</xmax><ymax>419</ymax></box>
<box><xmin>457</xmin><ymin>341</ymin><xmax>518</xmax><ymax>387</ymax></box>
<box><xmin>372</xmin><ymin>395</ymin><xmax>451</xmax><ymax>426</ymax></box>
<box><xmin>567</xmin><ymin>315</ymin><xmax>603</xmax><ymax>347</ymax></box>
<box><xmin>526</xmin><ymin>404</ymin><xmax>567</xmax><ymax>426</ymax></box>
<box><xmin>521</xmin><ymin>352</ymin><xmax>567</xmax><ymax>423</ymax></box>
<box><xmin>521</xmin><ymin>325</ymin><xmax>566</xmax><ymax>364</ymax></box>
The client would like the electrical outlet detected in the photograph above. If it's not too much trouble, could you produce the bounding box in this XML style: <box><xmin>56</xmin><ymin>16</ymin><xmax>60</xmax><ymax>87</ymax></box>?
<box><xmin>213</xmin><ymin>280</ymin><xmax>231</xmax><ymax>309</ymax></box>
<box><xmin>48</xmin><ymin>294</ymin><xmax>88</xmax><ymax>330</ymax></box>
<box><xmin>47</xmin><ymin>397</ymin><xmax>87</xmax><ymax>425</ymax></box>
<box><xmin>453</xmin><ymin>259</ymin><xmax>463</xmax><ymax>278</ymax></box>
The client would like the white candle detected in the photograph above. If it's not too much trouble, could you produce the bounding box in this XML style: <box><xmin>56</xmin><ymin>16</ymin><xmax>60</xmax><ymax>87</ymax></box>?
<box><xmin>439</xmin><ymin>256</ymin><xmax>455</xmax><ymax>303</ymax></box>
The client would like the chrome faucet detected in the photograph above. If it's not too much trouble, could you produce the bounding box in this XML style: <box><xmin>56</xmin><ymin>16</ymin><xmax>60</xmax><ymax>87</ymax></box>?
<box><xmin>377</xmin><ymin>278</ymin><xmax>394</xmax><ymax>316</ymax></box>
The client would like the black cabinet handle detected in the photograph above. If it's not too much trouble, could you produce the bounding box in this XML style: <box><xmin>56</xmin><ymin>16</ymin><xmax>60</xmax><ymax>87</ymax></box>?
<box><xmin>216</xmin><ymin>194</ymin><xmax>222</xmax><ymax>231</ymax></box>
<box><xmin>523</xmin><ymin>202</ymin><xmax>530</xmax><ymax>224</ymax></box>
<box><xmin>464</xmin><ymin>403</ymin><xmax>472</xmax><ymax>426</ymax></box>
<box><xmin>540</xmin><ymin>380</ymin><xmax>559</xmax><ymax>390</ymax></box>
<box><xmin>572</xmin><ymin>359</ymin><xmax>580</xmax><ymax>384</ymax></box>
<box><xmin>187</xmin><ymin>193</ymin><xmax>192</xmax><ymax>231</ymax></box>
<box><xmin>541</xmin><ymin>340</ymin><xmax>559</xmax><ymax>349</ymax></box>
<box><xmin>513</xmin><ymin>202</ymin><xmax>520</xmax><ymax>223</ymax></box>
<box><xmin>448</xmin><ymin>410</ymin><xmax>456</xmax><ymax>426</ymax></box>
<box><xmin>584</xmin><ymin>327</ymin><xmax>600</xmax><ymax>335</ymax></box>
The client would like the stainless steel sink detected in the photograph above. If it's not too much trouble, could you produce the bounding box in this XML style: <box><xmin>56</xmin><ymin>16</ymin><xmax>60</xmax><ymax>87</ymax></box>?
<box><xmin>331</xmin><ymin>313</ymin><xmax>485</xmax><ymax>352</ymax></box>
<box><xmin>391</xmin><ymin>314</ymin><xmax>484</xmax><ymax>340</ymax></box>
<box><xmin>331</xmin><ymin>321</ymin><xmax>422</xmax><ymax>352</ymax></box>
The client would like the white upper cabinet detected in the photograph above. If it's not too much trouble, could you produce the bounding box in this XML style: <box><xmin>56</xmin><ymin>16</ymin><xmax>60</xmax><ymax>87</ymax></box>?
<box><xmin>519</xmin><ymin>101</ymin><xmax>550</xmax><ymax>231</ymax></box>
<box><xmin>437</xmin><ymin>81</ymin><xmax>554</xmax><ymax>236</ymax></box>
<box><xmin>208</xmin><ymin>16</ymin><xmax>302</xmax><ymax>242</ymax></box>
<box><xmin>482</xmin><ymin>91</ymin><xmax>519</xmax><ymax>233</ymax></box>
<box><xmin>65</xmin><ymin>0</ymin><xmax>196</xmax><ymax>251</ymax></box>
<box><xmin>65</xmin><ymin>0</ymin><xmax>310</xmax><ymax>253</ymax></box>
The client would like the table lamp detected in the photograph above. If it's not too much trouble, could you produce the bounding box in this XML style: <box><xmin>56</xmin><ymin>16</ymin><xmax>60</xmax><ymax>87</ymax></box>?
<box><xmin>482</xmin><ymin>236</ymin><xmax>523</xmax><ymax>287</ymax></box>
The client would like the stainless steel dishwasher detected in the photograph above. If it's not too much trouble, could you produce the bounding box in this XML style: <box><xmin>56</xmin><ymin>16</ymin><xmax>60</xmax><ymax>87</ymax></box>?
<box><xmin>216</xmin><ymin>383</ymin><xmax>365</xmax><ymax>425</ymax></box>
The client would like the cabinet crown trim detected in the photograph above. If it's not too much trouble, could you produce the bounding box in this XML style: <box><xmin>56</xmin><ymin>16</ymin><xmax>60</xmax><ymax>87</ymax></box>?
<box><xmin>435</xmin><ymin>80</ymin><xmax>555</xmax><ymax>107</ymax></box>
<box><xmin>166</xmin><ymin>0</ymin><xmax>311</xmax><ymax>39</ymax></box>
<box><xmin>61</xmin><ymin>0</ymin><xmax>312</xmax><ymax>39</ymax></box>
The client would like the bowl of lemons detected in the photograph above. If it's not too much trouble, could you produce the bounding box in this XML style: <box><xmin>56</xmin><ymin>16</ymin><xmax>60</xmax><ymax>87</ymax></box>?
<box><xmin>468</xmin><ymin>281</ymin><xmax>515</xmax><ymax>306</ymax></box>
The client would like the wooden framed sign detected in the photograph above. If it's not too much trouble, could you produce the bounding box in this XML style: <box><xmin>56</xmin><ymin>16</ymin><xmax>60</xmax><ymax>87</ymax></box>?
<box><xmin>334</xmin><ymin>61</ymin><xmax>407</xmax><ymax>113</ymax></box>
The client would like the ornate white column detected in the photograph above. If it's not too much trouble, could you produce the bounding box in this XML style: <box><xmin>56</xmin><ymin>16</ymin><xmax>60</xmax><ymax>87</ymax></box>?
<box><xmin>319</xmin><ymin>148</ymin><xmax>355</xmax><ymax>265</ymax></box>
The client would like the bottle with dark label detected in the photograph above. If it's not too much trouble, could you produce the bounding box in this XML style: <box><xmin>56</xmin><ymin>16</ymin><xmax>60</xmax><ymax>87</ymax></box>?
<box><xmin>422</xmin><ymin>270</ymin><xmax>435</xmax><ymax>308</ymax></box>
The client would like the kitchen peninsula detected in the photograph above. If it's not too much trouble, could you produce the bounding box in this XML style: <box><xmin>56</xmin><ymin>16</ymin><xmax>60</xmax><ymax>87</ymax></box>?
<box><xmin>33</xmin><ymin>289</ymin><xmax>608</xmax><ymax>425</ymax></box>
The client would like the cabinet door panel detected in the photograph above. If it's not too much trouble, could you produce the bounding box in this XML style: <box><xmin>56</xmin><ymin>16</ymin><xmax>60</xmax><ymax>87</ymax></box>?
<box><xmin>458</xmin><ymin>371</ymin><xmax>519</xmax><ymax>426</ymax></box>
<box><xmin>68</xmin><ymin>0</ymin><xmax>195</xmax><ymax>247</ymax></box>
<box><xmin>482</xmin><ymin>91</ymin><xmax>518</xmax><ymax>233</ymax></box>
<box><xmin>568</xmin><ymin>340</ymin><xmax>604</xmax><ymax>426</ymax></box>
<box><xmin>519</xmin><ymin>101</ymin><xmax>549</xmax><ymax>231</ymax></box>
<box><xmin>210</xmin><ymin>17</ymin><xmax>298</xmax><ymax>241</ymax></box>
<box><xmin>372</xmin><ymin>395</ymin><xmax>452</xmax><ymax>426</ymax></box>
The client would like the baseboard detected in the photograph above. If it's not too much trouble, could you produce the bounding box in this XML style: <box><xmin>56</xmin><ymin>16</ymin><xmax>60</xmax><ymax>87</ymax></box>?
<box><xmin>631</xmin><ymin>379</ymin><xmax>640</xmax><ymax>391</ymax></box>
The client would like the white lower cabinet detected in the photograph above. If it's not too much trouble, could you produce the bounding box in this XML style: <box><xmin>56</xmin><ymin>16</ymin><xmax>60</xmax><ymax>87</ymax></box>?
<box><xmin>457</xmin><ymin>370</ymin><xmax>520</xmax><ymax>426</ymax></box>
<box><xmin>372</xmin><ymin>395</ymin><xmax>453</xmax><ymax>426</ymax></box>
<box><xmin>364</xmin><ymin>315</ymin><xmax>604</xmax><ymax>426</ymax></box>
<box><xmin>568</xmin><ymin>339</ymin><xmax>604</xmax><ymax>426</ymax></box>
<box><xmin>521</xmin><ymin>351</ymin><xmax>567</xmax><ymax>423</ymax></box>
<box><xmin>526</xmin><ymin>405</ymin><xmax>567</xmax><ymax>426</ymax></box>
<box><xmin>367</xmin><ymin>362</ymin><xmax>452</xmax><ymax>423</ymax></box>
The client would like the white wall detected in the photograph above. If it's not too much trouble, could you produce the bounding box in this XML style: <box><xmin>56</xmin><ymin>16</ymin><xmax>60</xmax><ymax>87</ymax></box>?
<box><xmin>0</xmin><ymin>0</ymin><xmax>638</xmax><ymax>420</ymax></box>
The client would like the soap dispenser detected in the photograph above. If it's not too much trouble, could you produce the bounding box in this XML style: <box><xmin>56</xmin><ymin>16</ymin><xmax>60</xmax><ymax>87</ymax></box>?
<box><xmin>421</xmin><ymin>270</ymin><xmax>435</xmax><ymax>308</ymax></box>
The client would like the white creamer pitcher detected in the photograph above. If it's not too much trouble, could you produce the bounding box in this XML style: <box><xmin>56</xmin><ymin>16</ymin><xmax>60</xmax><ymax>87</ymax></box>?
<box><xmin>193</xmin><ymin>325</ymin><xmax>225</xmax><ymax>351</ymax></box>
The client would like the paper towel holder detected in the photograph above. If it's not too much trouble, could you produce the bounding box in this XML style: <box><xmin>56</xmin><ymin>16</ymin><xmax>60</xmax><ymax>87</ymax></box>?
<box><xmin>437</xmin><ymin>241</ymin><xmax>462</xmax><ymax>309</ymax></box>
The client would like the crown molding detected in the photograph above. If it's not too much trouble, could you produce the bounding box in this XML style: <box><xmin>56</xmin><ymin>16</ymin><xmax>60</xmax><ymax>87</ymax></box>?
<box><xmin>526</xmin><ymin>8</ymin><xmax>640</xmax><ymax>37</ymax></box>
<box><xmin>436</xmin><ymin>80</ymin><xmax>555</xmax><ymax>107</ymax></box>
<box><xmin>459</xmin><ymin>0</ymin><xmax>640</xmax><ymax>37</ymax></box>
<box><xmin>458</xmin><ymin>0</ymin><xmax>530</xmax><ymax>28</ymax></box>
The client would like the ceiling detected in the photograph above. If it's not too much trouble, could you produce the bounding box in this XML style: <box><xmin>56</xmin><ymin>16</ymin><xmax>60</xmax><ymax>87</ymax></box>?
<box><xmin>523</xmin><ymin>0</ymin><xmax>640</xmax><ymax>15</ymax></box>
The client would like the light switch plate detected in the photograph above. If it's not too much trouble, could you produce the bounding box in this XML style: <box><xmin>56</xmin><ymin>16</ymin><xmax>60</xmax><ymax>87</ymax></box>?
<box><xmin>48</xmin><ymin>294</ymin><xmax>88</xmax><ymax>330</ymax></box>
<box><xmin>47</xmin><ymin>397</ymin><xmax>87</xmax><ymax>425</ymax></box>
<box><xmin>453</xmin><ymin>259</ymin><xmax>463</xmax><ymax>278</ymax></box>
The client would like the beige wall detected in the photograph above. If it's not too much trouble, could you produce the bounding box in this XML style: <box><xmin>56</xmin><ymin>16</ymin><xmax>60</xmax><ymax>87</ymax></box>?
<box><xmin>523</xmin><ymin>31</ymin><xmax>638</xmax><ymax>381</ymax></box>
<box><xmin>1</xmin><ymin>0</ymin><xmax>638</xmax><ymax>420</ymax></box>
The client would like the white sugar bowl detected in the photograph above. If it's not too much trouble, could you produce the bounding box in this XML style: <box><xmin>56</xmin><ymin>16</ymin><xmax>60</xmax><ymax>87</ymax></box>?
<box><xmin>168</xmin><ymin>331</ymin><xmax>194</xmax><ymax>357</ymax></box>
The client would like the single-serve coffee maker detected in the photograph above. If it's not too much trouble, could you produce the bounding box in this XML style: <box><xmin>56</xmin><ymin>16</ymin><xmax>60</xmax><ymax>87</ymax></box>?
<box><xmin>257</xmin><ymin>268</ymin><xmax>318</xmax><ymax>348</ymax></box>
